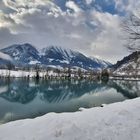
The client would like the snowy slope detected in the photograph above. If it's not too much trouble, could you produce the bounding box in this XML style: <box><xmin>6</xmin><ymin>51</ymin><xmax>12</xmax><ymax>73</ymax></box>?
<box><xmin>112</xmin><ymin>51</ymin><xmax>140</xmax><ymax>76</ymax></box>
<box><xmin>0</xmin><ymin>97</ymin><xmax>140</xmax><ymax>140</ymax></box>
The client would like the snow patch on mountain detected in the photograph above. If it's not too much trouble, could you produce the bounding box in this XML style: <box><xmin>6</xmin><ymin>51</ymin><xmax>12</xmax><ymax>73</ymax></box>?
<box><xmin>29</xmin><ymin>60</ymin><xmax>41</xmax><ymax>65</ymax></box>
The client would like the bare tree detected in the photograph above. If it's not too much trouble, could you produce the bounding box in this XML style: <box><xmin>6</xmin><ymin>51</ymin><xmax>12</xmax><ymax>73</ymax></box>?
<box><xmin>7</xmin><ymin>62</ymin><xmax>14</xmax><ymax>78</ymax></box>
<box><xmin>123</xmin><ymin>12</ymin><xmax>140</xmax><ymax>51</ymax></box>
<box><xmin>78</xmin><ymin>68</ymin><xmax>82</xmax><ymax>79</ymax></box>
<box><xmin>35</xmin><ymin>64</ymin><xmax>40</xmax><ymax>80</ymax></box>
<box><xmin>123</xmin><ymin>11</ymin><xmax>140</xmax><ymax>77</ymax></box>
<box><xmin>67</xmin><ymin>66</ymin><xmax>71</xmax><ymax>78</ymax></box>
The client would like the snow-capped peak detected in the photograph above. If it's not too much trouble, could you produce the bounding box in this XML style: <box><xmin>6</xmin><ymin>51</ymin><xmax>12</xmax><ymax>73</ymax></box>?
<box><xmin>41</xmin><ymin>46</ymin><xmax>79</xmax><ymax>59</ymax></box>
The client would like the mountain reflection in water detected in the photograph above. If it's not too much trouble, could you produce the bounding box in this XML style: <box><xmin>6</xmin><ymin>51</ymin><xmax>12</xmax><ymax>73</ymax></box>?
<box><xmin>0</xmin><ymin>78</ymin><xmax>139</xmax><ymax>124</ymax></box>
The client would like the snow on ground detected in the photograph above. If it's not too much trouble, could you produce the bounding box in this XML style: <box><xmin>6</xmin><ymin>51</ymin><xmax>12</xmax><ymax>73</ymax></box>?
<box><xmin>0</xmin><ymin>98</ymin><xmax>140</xmax><ymax>140</ymax></box>
<box><xmin>0</xmin><ymin>68</ymin><xmax>88</xmax><ymax>78</ymax></box>
<box><xmin>0</xmin><ymin>69</ymin><xmax>60</xmax><ymax>78</ymax></box>
<box><xmin>110</xmin><ymin>76</ymin><xmax>140</xmax><ymax>81</ymax></box>
<box><xmin>0</xmin><ymin>69</ymin><xmax>36</xmax><ymax>77</ymax></box>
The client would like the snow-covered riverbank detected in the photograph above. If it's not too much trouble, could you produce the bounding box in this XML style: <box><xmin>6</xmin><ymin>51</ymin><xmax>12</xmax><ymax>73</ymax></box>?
<box><xmin>110</xmin><ymin>76</ymin><xmax>140</xmax><ymax>81</ymax></box>
<box><xmin>0</xmin><ymin>97</ymin><xmax>140</xmax><ymax>140</ymax></box>
<box><xmin>0</xmin><ymin>69</ymin><xmax>59</xmax><ymax>77</ymax></box>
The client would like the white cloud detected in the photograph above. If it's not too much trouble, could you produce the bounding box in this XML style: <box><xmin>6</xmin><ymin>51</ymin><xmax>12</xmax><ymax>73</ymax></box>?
<box><xmin>115</xmin><ymin>0</ymin><xmax>140</xmax><ymax>13</ymax></box>
<box><xmin>3</xmin><ymin>0</ymin><xmax>50</xmax><ymax>9</ymax></box>
<box><xmin>0</xmin><ymin>52</ymin><xmax>12</xmax><ymax>60</ymax></box>
<box><xmin>81</xmin><ymin>10</ymin><xmax>129</xmax><ymax>63</ymax></box>
<box><xmin>0</xmin><ymin>11</ymin><xmax>11</xmax><ymax>28</ymax></box>
<box><xmin>65</xmin><ymin>33</ymin><xmax>82</xmax><ymax>39</ymax></box>
<box><xmin>0</xmin><ymin>0</ymin><xmax>137</xmax><ymax>63</ymax></box>
<box><xmin>65</xmin><ymin>1</ymin><xmax>82</xmax><ymax>15</ymax></box>
<box><xmin>85</xmin><ymin>0</ymin><xmax>93</xmax><ymax>5</ymax></box>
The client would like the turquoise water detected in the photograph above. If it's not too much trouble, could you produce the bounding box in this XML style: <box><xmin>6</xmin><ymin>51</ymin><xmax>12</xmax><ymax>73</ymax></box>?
<box><xmin>0</xmin><ymin>78</ymin><xmax>139</xmax><ymax>124</ymax></box>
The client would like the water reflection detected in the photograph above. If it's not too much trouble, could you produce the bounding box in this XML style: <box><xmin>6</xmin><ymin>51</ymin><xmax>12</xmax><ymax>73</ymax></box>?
<box><xmin>0</xmin><ymin>78</ymin><xmax>139</xmax><ymax>124</ymax></box>
<box><xmin>108</xmin><ymin>80</ymin><xmax>140</xmax><ymax>98</ymax></box>
<box><xmin>0</xmin><ymin>79</ymin><xmax>107</xmax><ymax>104</ymax></box>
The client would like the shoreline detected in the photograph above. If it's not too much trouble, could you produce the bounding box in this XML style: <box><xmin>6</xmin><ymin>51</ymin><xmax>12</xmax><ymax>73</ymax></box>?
<box><xmin>110</xmin><ymin>76</ymin><xmax>140</xmax><ymax>81</ymax></box>
<box><xmin>0</xmin><ymin>69</ymin><xmax>140</xmax><ymax>81</ymax></box>
<box><xmin>0</xmin><ymin>97</ymin><xmax>140</xmax><ymax>140</ymax></box>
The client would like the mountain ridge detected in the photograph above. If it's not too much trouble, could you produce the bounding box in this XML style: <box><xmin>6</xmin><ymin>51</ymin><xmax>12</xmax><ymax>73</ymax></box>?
<box><xmin>0</xmin><ymin>43</ymin><xmax>112</xmax><ymax>70</ymax></box>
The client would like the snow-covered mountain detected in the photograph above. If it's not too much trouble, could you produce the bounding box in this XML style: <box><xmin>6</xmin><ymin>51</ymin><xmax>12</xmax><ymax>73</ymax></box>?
<box><xmin>1</xmin><ymin>43</ymin><xmax>41</xmax><ymax>65</ymax></box>
<box><xmin>0</xmin><ymin>43</ymin><xmax>112</xmax><ymax>70</ymax></box>
<box><xmin>40</xmin><ymin>46</ymin><xmax>112</xmax><ymax>70</ymax></box>
<box><xmin>112</xmin><ymin>51</ymin><xmax>140</xmax><ymax>76</ymax></box>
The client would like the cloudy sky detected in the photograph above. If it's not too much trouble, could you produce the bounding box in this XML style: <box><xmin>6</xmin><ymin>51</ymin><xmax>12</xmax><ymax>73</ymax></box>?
<box><xmin>0</xmin><ymin>0</ymin><xmax>139</xmax><ymax>63</ymax></box>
